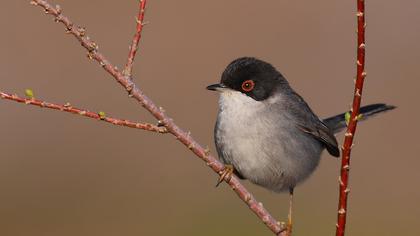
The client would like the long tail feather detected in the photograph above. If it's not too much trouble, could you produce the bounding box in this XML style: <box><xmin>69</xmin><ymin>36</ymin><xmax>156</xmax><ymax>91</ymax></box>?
<box><xmin>323</xmin><ymin>103</ymin><xmax>396</xmax><ymax>134</ymax></box>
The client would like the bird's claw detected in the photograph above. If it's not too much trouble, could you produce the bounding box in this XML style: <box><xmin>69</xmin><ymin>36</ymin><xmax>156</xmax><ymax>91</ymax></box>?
<box><xmin>216</xmin><ymin>164</ymin><xmax>234</xmax><ymax>187</ymax></box>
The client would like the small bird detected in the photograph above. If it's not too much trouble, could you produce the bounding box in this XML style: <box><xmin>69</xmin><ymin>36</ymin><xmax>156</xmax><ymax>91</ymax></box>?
<box><xmin>206</xmin><ymin>57</ymin><xmax>394</xmax><ymax>233</ymax></box>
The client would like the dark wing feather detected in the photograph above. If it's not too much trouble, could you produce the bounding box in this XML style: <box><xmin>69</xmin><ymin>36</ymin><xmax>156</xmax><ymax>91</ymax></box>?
<box><xmin>297</xmin><ymin>122</ymin><xmax>340</xmax><ymax>157</ymax></box>
<box><xmin>285</xmin><ymin>90</ymin><xmax>340</xmax><ymax>157</ymax></box>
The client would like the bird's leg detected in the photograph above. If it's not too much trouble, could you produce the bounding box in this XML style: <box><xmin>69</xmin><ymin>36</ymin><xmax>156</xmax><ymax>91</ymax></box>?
<box><xmin>286</xmin><ymin>187</ymin><xmax>294</xmax><ymax>236</ymax></box>
<box><xmin>216</xmin><ymin>164</ymin><xmax>234</xmax><ymax>187</ymax></box>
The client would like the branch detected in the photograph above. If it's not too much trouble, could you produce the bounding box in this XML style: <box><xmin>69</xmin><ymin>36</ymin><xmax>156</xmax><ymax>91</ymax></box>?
<box><xmin>29</xmin><ymin>0</ymin><xmax>286</xmax><ymax>234</ymax></box>
<box><xmin>335</xmin><ymin>0</ymin><xmax>366</xmax><ymax>235</ymax></box>
<box><xmin>0</xmin><ymin>91</ymin><xmax>167</xmax><ymax>133</ymax></box>
<box><xmin>123</xmin><ymin>0</ymin><xmax>147</xmax><ymax>77</ymax></box>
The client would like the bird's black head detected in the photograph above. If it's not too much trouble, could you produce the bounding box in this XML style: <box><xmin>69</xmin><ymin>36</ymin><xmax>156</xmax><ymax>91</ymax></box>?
<box><xmin>206</xmin><ymin>57</ymin><xmax>288</xmax><ymax>101</ymax></box>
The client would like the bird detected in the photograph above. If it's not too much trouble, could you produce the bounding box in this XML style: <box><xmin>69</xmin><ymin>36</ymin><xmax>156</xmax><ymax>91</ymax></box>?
<box><xmin>206</xmin><ymin>57</ymin><xmax>395</xmax><ymax>234</ymax></box>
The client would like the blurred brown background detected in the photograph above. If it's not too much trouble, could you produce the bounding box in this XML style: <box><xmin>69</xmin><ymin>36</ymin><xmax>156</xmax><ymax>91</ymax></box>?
<box><xmin>0</xmin><ymin>1</ymin><xmax>418</xmax><ymax>235</ymax></box>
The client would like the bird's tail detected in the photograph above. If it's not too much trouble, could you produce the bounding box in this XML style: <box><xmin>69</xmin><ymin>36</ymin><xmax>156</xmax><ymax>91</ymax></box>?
<box><xmin>323</xmin><ymin>103</ymin><xmax>396</xmax><ymax>134</ymax></box>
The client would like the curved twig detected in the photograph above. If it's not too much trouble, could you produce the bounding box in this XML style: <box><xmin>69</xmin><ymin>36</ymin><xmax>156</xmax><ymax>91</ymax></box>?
<box><xmin>123</xmin><ymin>0</ymin><xmax>147</xmax><ymax>77</ymax></box>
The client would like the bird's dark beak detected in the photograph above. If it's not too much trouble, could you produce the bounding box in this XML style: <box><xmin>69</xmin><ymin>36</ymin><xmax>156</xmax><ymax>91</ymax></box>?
<box><xmin>206</xmin><ymin>83</ymin><xmax>227</xmax><ymax>91</ymax></box>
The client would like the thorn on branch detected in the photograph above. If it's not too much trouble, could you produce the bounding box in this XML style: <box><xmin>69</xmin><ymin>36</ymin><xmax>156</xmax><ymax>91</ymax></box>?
<box><xmin>64</xmin><ymin>102</ymin><xmax>72</xmax><ymax>109</ymax></box>
<box><xmin>55</xmin><ymin>4</ymin><xmax>62</xmax><ymax>14</ymax></box>
<box><xmin>339</xmin><ymin>176</ymin><xmax>344</xmax><ymax>186</ymax></box>
<box><xmin>355</xmin><ymin>89</ymin><xmax>361</xmax><ymax>97</ymax></box>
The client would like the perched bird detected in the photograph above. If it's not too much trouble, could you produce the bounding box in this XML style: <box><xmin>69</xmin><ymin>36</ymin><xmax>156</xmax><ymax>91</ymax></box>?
<box><xmin>206</xmin><ymin>57</ymin><xmax>394</xmax><ymax>232</ymax></box>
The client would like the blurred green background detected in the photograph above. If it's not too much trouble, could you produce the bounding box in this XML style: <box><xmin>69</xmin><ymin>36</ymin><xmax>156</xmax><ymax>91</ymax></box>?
<box><xmin>0</xmin><ymin>1</ymin><xmax>418</xmax><ymax>235</ymax></box>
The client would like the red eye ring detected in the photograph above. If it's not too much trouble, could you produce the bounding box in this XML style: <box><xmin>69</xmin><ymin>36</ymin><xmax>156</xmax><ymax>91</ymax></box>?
<box><xmin>241</xmin><ymin>80</ymin><xmax>255</xmax><ymax>92</ymax></box>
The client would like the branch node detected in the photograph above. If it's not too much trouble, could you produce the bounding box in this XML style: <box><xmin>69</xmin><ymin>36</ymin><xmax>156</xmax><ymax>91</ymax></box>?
<box><xmin>64</xmin><ymin>102</ymin><xmax>72</xmax><ymax>109</ymax></box>
<box><xmin>245</xmin><ymin>194</ymin><xmax>252</xmax><ymax>202</ymax></box>
<box><xmin>78</xmin><ymin>26</ymin><xmax>86</xmax><ymax>37</ymax></box>
<box><xmin>204</xmin><ymin>146</ymin><xmax>210</xmax><ymax>156</ymax></box>
<box><xmin>361</xmin><ymin>71</ymin><xmax>367</xmax><ymax>78</ymax></box>
<box><xmin>65</xmin><ymin>23</ymin><xmax>74</xmax><ymax>33</ymax></box>
<box><xmin>339</xmin><ymin>176</ymin><xmax>344</xmax><ymax>186</ymax></box>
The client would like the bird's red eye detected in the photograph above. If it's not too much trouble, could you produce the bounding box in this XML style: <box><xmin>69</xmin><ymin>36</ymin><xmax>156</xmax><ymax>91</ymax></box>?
<box><xmin>241</xmin><ymin>80</ymin><xmax>255</xmax><ymax>92</ymax></box>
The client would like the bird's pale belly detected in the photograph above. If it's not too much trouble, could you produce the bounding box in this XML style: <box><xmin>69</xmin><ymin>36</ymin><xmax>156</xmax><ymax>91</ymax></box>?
<box><xmin>216</xmin><ymin>128</ymin><xmax>323</xmax><ymax>192</ymax></box>
<box><xmin>215</xmin><ymin>98</ymin><xmax>323</xmax><ymax>192</ymax></box>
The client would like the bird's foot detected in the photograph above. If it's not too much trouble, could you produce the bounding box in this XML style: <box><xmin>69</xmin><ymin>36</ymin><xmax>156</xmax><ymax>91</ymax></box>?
<box><xmin>216</xmin><ymin>164</ymin><xmax>234</xmax><ymax>187</ymax></box>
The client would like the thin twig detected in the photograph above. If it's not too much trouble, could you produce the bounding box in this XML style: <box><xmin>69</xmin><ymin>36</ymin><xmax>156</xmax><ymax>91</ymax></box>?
<box><xmin>0</xmin><ymin>91</ymin><xmax>167</xmax><ymax>133</ymax></box>
<box><xmin>29</xmin><ymin>0</ymin><xmax>286</xmax><ymax>234</ymax></box>
<box><xmin>335</xmin><ymin>0</ymin><xmax>366</xmax><ymax>235</ymax></box>
<box><xmin>123</xmin><ymin>0</ymin><xmax>147</xmax><ymax>78</ymax></box>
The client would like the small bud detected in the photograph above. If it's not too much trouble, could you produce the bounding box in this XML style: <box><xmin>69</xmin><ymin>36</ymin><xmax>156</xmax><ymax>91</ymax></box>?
<box><xmin>25</xmin><ymin>89</ymin><xmax>34</xmax><ymax>99</ymax></box>
<box><xmin>344</xmin><ymin>112</ymin><xmax>351</xmax><ymax>126</ymax></box>
<box><xmin>98</xmin><ymin>111</ymin><xmax>106</xmax><ymax>120</ymax></box>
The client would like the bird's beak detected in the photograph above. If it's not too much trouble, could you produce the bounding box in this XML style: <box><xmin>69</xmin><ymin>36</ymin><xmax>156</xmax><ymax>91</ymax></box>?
<box><xmin>206</xmin><ymin>83</ymin><xmax>228</xmax><ymax>92</ymax></box>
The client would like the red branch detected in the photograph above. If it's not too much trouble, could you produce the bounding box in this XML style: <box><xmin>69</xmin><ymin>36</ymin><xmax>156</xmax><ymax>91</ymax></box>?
<box><xmin>0</xmin><ymin>91</ymin><xmax>167</xmax><ymax>133</ymax></box>
<box><xmin>335</xmin><ymin>0</ymin><xmax>366</xmax><ymax>235</ymax></box>
<box><xmin>29</xmin><ymin>0</ymin><xmax>286</xmax><ymax>234</ymax></box>
<box><xmin>123</xmin><ymin>0</ymin><xmax>147</xmax><ymax>77</ymax></box>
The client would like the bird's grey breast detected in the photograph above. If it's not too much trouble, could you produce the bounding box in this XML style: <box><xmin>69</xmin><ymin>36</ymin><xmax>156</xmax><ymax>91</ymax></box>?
<box><xmin>214</xmin><ymin>91</ymin><xmax>323</xmax><ymax>192</ymax></box>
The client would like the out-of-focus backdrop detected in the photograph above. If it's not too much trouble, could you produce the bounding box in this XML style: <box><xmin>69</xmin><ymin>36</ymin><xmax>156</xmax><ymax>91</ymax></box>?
<box><xmin>0</xmin><ymin>1</ymin><xmax>418</xmax><ymax>235</ymax></box>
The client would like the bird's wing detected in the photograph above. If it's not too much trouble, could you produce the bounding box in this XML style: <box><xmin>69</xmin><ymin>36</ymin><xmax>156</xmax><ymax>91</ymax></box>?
<box><xmin>284</xmin><ymin>90</ymin><xmax>340</xmax><ymax>158</ymax></box>
<box><xmin>297</xmin><ymin>121</ymin><xmax>340</xmax><ymax>157</ymax></box>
